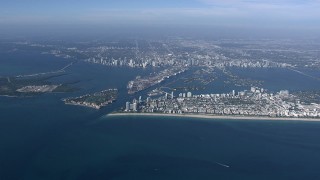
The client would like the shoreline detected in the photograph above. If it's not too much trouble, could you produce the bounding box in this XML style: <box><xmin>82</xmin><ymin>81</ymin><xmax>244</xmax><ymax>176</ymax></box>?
<box><xmin>0</xmin><ymin>95</ymin><xmax>19</xmax><ymax>98</ymax></box>
<box><xmin>107</xmin><ymin>112</ymin><xmax>320</xmax><ymax>122</ymax></box>
<box><xmin>63</xmin><ymin>102</ymin><xmax>100</xmax><ymax>109</ymax></box>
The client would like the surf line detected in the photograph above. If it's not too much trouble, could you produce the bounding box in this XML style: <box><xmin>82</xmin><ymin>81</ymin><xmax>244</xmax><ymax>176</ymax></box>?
<box><xmin>215</xmin><ymin>162</ymin><xmax>230</xmax><ymax>168</ymax></box>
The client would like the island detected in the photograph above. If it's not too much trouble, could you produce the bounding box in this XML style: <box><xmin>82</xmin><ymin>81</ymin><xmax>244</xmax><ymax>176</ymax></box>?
<box><xmin>127</xmin><ymin>67</ymin><xmax>187</xmax><ymax>94</ymax></box>
<box><xmin>0</xmin><ymin>74</ymin><xmax>76</xmax><ymax>97</ymax></box>
<box><xmin>62</xmin><ymin>89</ymin><xmax>118</xmax><ymax>109</ymax></box>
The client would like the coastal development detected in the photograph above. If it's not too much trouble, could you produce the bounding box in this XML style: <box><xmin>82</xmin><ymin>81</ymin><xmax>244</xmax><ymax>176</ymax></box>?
<box><xmin>16</xmin><ymin>85</ymin><xmax>60</xmax><ymax>93</ymax></box>
<box><xmin>127</xmin><ymin>67</ymin><xmax>187</xmax><ymax>94</ymax></box>
<box><xmin>39</xmin><ymin>39</ymin><xmax>302</xmax><ymax>69</ymax></box>
<box><xmin>8</xmin><ymin>38</ymin><xmax>320</xmax><ymax>115</ymax></box>
<box><xmin>63</xmin><ymin>89</ymin><xmax>118</xmax><ymax>109</ymax></box>
<box><xmin>122</xmin><ymin>87</ymin><xmax>320</xmax><ymax>119</ymax></box>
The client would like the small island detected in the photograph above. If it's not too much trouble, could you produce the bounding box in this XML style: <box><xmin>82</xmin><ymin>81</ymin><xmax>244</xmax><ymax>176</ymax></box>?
<box><xmin>127</xmin><ymin>67</ymin><xmax>187</xmax><ymax>94</ymax></box>
<box><xmin>0</xmin><ymin>74</ymin><xmax>76</xmax><ymax>97</ymax></box>
<box><xmin>62</xmin><ymin>89</ymin><xmax>118</xmax><ymax>109</ymax></box>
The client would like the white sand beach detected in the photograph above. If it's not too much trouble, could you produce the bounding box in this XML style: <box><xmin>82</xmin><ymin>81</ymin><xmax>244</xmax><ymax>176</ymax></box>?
<box><xmin>107</xmin><ymin>113</ymin><xmax>320</xmax><ymax>122</ymax></box>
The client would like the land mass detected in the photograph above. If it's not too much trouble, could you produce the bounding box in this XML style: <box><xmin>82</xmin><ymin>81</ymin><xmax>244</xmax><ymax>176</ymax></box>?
<box><xmin>127</xmin><ymin>67</ymin><xmax>187</xmax><ymax>94</ymax></box>
<box><xmin>122</xmin><ymin>87</ymin><xmax>320</xmax><ymax>119</ymax></box>
<box><xmin>0</xmin><ymin>74</ymin><xmax>76</xmax><ymax>96</ymax></box>
<box><xmin>63</xmin><ymin>88</ymin><xmax>118</xmax><ymax>109</ymax></box>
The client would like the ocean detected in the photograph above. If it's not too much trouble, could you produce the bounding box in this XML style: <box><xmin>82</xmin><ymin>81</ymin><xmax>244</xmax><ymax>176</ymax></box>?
<box><xmin>1</xmin><ymin>48</ymin><xmax>320</xmax><ymax>180</ymax></box>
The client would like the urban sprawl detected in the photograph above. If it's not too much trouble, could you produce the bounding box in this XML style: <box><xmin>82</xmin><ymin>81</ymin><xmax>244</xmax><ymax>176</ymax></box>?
<box><xmin>123</xmin><ymin>87</ymin><xmax>320</xmax><ymax>118</ymax></box>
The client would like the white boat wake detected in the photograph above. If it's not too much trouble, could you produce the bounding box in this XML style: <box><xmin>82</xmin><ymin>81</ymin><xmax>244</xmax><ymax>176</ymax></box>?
<box><xmin>215</xmin><ymin>162</ymin><xmax>230</xmax><ymax>168</ymax></box>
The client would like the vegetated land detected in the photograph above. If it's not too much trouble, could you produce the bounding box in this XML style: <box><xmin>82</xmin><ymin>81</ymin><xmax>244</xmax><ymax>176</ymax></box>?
<box><xmin>0</xmin><ymin>74</ymin><xmax>76</xmax><ymax>96</ymax></box>
<box><xmin>62</xmin><ymin>89</ymin><xmax>118</xmax><ymax>109</ymax></box>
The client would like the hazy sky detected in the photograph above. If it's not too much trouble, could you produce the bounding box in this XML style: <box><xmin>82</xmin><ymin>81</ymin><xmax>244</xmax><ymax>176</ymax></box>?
<box><xmin>1</xmin><ymin>0</ymin><xmax>320</xmax><ymax>37</ymax></box>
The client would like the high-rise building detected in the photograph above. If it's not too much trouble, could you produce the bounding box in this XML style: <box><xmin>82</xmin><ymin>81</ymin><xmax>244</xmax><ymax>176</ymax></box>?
<box><xmin>125</xmin><ymin>102</ymin><xmax>130</xmax><ymax>111</ymax></box>
<box><xmin>133</xmin><ymin>102</ymin><xmax>138</xmax><ymax>111</ymax></box>
<box><xmin>133</xmin><ymin>98</ymin><xmax>138</xmax><ymax>104</ymax></box>
<box><xmin>232</xmin><ymin>90</ymin><xmax>235</xmax><ymax>96</ymax></box>
<box><xmin>187</xmin><ymin>92</ymin><xmax>192</xmax><ymax>98</ymax></box>
<box><xmin>171</xmin><ymin>91</ymin><xmax>174</xmax><ymax>99</ymax></box>
<box><xmin>139</xmin><ymin>96</ymin><xmax>142</xmax><ymax>103</ymax></box>
<box><xmin>251</xmin><ymin>87</ymin><xmax>256</xmax><ymax>93</ymax></box>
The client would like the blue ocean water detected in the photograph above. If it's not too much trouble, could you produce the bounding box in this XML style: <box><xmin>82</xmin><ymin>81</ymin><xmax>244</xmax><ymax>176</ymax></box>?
<box><xmin>1</xmin><ymin>49</ymin><xmax>320</xmax><ymax>180</ymax></box>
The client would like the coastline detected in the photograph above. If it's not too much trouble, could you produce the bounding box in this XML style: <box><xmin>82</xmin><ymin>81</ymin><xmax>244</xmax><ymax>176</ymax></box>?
<box><xmin>0</xmin><ymin>95</ymin><xmax>19</xmax><ymax>98</ymax></box>
<box><xmin>107</xmin><ymin>112</ymin><xmax>320</xmax><ymax>122</ymax></box>
<box><xmin>63</xmin><ymin>102</ymin><xmax>100</xmax><ymax>109</ymax></box>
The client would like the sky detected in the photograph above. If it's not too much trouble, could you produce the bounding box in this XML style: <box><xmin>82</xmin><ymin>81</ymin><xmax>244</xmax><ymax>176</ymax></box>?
<box><xmin>1</xmin><ymin>0</ymin><xmax>320</xmax><ymax>38</ymax></box>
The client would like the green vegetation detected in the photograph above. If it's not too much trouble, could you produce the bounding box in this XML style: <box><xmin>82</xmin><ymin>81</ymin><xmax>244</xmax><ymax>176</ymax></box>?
<box><xmin>63</xmin><ymin>89</ymin><xmax>118</xmax><ymax>109</ymax></box>
<box><xmin>0</xmin><ymin>74</ymin><xmax>76</xmax><ymax>96</ymax></box>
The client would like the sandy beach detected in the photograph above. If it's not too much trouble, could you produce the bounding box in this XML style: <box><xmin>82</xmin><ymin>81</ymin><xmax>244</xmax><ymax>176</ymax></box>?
<box><xmin>107</xmin><ymin>112</ymin><xmax>320</xmax><ymax>122</ymax></box>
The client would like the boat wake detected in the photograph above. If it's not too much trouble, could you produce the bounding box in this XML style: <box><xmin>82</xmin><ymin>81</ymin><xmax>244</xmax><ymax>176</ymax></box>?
<box><xmin>215</xmin><ymin>162</ymin><xmax>230</xmax><ymax>168</ymax></box>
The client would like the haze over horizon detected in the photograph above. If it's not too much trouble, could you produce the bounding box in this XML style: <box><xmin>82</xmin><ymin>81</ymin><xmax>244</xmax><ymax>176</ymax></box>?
<box><xmin>1</xmin><ymin>0</ymin><xmax>320</xmax><ymax>38</ymax></box>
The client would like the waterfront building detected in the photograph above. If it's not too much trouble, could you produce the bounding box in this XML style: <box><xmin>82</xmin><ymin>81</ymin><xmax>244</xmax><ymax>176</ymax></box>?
<box><xmin>133</xmin><ymin>98</ymin><xmax>138</xmax><ymax>104</ymax></box>
<box><xmin>133</xmin><ymin>102</ymin><xmax>138</xmax><ymax>111</ymax></box>
<box><xmin>125</xmin><ymin>102</ymin><xmax>130</xmax><ymax>111</ymax></box>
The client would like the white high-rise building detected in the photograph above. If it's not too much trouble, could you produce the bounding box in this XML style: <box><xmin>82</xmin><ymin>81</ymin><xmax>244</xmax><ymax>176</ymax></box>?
<box><xmin>125</xmin><ymin>102</ymin><xmax>130</xmax><ymax>111</ymax></box>
<box><xmin>133</xmin><ymin>103</ymin><xmax>138</xmax><ymax>111</ymax></box>
<box><xmin>251</xmin><ymin>87</ymin><xmax>256</xmax><ymax>93</ymax></box>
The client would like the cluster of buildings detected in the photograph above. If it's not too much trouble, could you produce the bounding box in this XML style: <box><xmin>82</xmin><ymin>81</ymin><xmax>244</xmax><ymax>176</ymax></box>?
<box><xmin>123</xmin><ymin>87</ymin><xmax>320</xmax><ymax>118</ymax></box>
<box><xmin>127</xmin><ymin>67</ymin><xmax>187</xmax><ymax>94</ymax></box>
<box><xmin>55</xmin><ymin>39</ymin><xmax>291</xmax><ymax>69</ymax></box>
<box><xmin>16</xmin><ymin>85</ymin><xmax>59</xmax><ymax>93</ymax></box>
<box><xmin>84</xmin><ymin>52</ymin><xmax>289</xmax><ymax>69</ymax></box>
<box><xmin>63</xmin><ymin>89</ymin><xmax>118</xmax><ymax>110</ymax></box>
<box><xmin>24</xmin><ymin>38</ymin><xmax>320</xmax><ymax>69</ymax></box>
